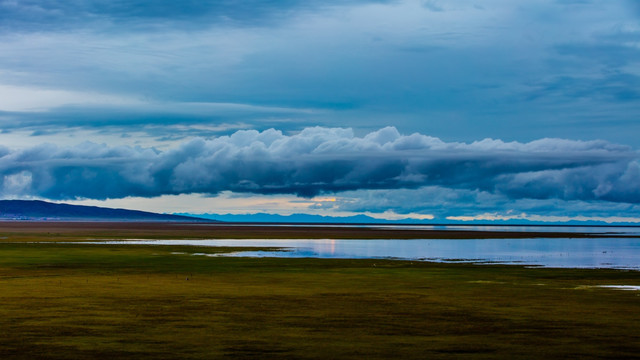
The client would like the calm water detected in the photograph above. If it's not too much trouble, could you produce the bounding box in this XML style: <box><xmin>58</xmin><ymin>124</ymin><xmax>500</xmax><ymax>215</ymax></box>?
<box><xmin>214</xmin><ymin>223</ymin><xmax>640</xmax><ymax>236</ymax></box>
<box><xmin>368</xmin><ymin>225</ymin><xmax>640</xmax><ymax>236</ymax></box>
<box><xmin>90</xmin><ymin>237</ymin><xmax>640</xmax><ymax>270</ymax></box>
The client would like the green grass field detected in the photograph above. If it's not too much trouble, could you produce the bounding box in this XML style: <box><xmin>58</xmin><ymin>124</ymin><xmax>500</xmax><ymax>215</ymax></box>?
<box><xmin>1</xmin><ymin>223</ymin><xmax>640</xmax><ymax>359</ymax></box>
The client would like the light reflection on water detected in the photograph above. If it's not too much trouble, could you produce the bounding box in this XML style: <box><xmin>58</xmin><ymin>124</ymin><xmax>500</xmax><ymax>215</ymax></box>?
<box><xmin>90</xmin><ymin>238</ymin><xmax>640</xmax><ymax>270</ymax></box>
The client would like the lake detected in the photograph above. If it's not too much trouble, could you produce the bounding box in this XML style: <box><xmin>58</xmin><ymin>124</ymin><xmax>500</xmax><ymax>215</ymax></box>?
<box><xmin>89</xmin><ymin>236</ymin><xmax>640</xmax><ymax>270</ymax></box>
<box><xmin>202</xmin><ymin>223</ymin><xmax>640</xmax><ymax>236</ymax></box>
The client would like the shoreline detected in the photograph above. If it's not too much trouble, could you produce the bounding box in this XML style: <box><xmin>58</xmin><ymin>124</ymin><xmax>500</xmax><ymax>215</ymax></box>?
<box><xmin>0</xmin><ymin>221</ymin><xmax>638</xmax><ymax>240</ymax></box>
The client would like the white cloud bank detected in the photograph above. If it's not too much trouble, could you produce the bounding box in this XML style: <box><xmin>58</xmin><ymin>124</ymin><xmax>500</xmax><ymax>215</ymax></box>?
<box><xmin>0</xmin><ymin>127</ymin><xmax>638</xmax><ymax>208</ymax></box>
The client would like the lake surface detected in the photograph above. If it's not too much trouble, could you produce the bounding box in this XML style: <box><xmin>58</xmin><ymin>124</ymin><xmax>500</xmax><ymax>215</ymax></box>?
<box><xmin>90</xmin><ymin>237</ymin><xmax>640</xmax><ymax>270</ymax></box>
<box><xmin>199</xmin><ymin>223</ymin><xmax>640</xmax><ymax>236</ymax></box>
<box><xmin>368</xmin><ymin>225</ymin><xmax>640</xmax><ymax>236</ymax></box>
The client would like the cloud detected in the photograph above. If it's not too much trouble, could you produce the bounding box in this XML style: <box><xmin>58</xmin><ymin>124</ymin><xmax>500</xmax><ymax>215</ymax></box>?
<box><xmin>0</xmin><ymin>87</ymin><xmax>316</xmax><ymax>132</ymax></box>
<box><xmin>525</xmin><ymin>73</ymin><xmax>640</xmax><ymax>103</ymax></box>
<box><xmin>446</xmin><ymin>213</ymin><xmax>640</xmax><ymax>224</ymax></box>
<box><xmin>0</xmin><ymin>126</ymin><xmax>638</xmax><ymax>204</ymax></box>
<box><xmin>0</xmin><ymin>84</ymin><xmax>144</xmax><ymax>112</ymax></box>
<box><xmin>330</xmin><ymin>185</ymin><xmax>640</xmax><ymax>220</ymax></box>
<box><xmin>2</xmin><ymin>0</ymin><xmax>640</xmax><ymax>147</ymax></box>
<box><xmin>0</xmin><ymin>0</ymin><xmax>393</xmax><ymax>32</ymax></box>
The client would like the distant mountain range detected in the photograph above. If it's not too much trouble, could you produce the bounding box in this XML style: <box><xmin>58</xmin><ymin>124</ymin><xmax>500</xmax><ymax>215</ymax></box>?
<box><xmin>182</xmin><ymin>212</ymin><xmax>404</xmax><ymax>224</ymax></box>
<box><xmin>2</xmin><ymin>200</ymin><xmax>639</xmax><ymax>226</ymax></box>
<box><xmin>182</xmin><ymin>212</ymin><xmax>640</xmax><ymax>227</ymax></box>
<box><xmin>0</xmin><ymin>200</ymin><xmax>208</xmax><ymax>222</ymax></box>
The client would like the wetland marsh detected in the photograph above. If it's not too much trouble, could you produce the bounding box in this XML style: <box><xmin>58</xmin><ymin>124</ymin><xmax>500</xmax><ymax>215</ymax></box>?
<box><xmin>1</xmin><ymin>222</ymin><xmax>640</xmax><ymax>359</ymax></box>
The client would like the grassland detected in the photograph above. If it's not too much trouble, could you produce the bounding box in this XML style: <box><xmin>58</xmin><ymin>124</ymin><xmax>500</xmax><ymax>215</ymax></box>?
<box><xmin>1</xmin><ymin>222</ymin><xmax>640</xmax><ymax>359</ymax></box>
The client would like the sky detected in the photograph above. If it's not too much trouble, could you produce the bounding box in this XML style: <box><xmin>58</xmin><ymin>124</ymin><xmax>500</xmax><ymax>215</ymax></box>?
<box><xmin>1</xmin><ymin>0</ymin><xmax>640</xmax><ymax>223</ymax></box>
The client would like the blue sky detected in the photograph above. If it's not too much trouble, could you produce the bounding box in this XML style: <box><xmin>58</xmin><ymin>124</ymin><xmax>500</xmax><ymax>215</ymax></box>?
<box><xmin>1</xmin><ymin>0</ymin><xmax>640</xmax><ymax>222</ymax></box>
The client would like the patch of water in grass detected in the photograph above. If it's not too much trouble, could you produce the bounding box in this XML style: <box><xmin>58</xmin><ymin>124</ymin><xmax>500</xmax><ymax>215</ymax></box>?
<box><xmin>597</xmin><ymin>285</ymin><xmax>640</xmax><ymax>291</ymax></box>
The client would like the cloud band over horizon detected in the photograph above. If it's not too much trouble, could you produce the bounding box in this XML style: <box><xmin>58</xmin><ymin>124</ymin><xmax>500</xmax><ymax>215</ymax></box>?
<box><xmin>2</xmin><ymin>127</ymin><xmax>638</xmax><ymax>208</ymax></box>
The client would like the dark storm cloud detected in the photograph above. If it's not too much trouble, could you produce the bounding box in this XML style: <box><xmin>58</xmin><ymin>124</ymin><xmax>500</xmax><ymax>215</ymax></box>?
<box><xmin>1</xmin><ymin>127</ymin><xmax>638</xmax><ymax>203</ymax></box>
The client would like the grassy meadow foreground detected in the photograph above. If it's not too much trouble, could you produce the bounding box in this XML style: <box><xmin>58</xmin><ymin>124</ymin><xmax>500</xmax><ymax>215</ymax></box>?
<box><xmin>1</xmin><ymin>223</ymin><xmax>640</xmax><ymax>359</ymax></box>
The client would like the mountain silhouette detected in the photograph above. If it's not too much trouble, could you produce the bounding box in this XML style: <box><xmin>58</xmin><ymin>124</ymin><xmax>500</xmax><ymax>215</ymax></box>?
<box><xmin>0</xmin><ymin>200</ymin><xmax>210</xmax><ymax>222</ymax></box>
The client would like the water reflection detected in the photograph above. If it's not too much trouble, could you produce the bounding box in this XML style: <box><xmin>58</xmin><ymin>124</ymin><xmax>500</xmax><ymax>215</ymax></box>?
<box><xmin>88</xmin><ymin>238</ymin><xmax>640</xmax><ymax>270</ymax></box>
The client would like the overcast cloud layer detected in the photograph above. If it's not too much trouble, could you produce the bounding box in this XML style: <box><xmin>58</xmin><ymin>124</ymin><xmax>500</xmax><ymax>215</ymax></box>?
<box><xmin>1</xmin><ymin>0</ymin><xmax>640</xmax><ymax>145</ymax></box>
<box><xmin>2</xmin><ymin>127</ymin><xmax>638</xmax><ymax>207</ymax></box>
